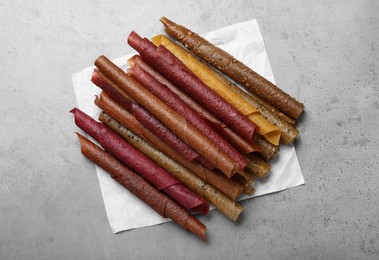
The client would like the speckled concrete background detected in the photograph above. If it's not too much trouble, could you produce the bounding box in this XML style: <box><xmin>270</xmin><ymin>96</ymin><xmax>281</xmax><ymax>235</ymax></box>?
<box><xmin>1</xmin><ymin>0</ymin><xmax>378</xmax><ymax>259</ymax></box>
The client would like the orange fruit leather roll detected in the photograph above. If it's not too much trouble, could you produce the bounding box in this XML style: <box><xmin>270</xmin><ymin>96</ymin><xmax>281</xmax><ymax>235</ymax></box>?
<box><xmin>94</xmin><ymin>55</ymin><xmax>240</xmax><ymax>178</ymax></box>
<box><xmin>99</xmin><ymin>113</ymin><xmax>244</xmax><ymax>221</ymax></box>
<box><xmin>76</xmin><ymin>133</ymin><xmax>206</xmax><ymax>240</ymax></box>
<box><xmin>94</xmin><ymin>92</ymin><xmax>244</xmax><ymax>201</ymax></box>
<box><xmin>160</xmin><ymin>17</ymin><xmax>304</xmax><ymax>120</ymax></box>
<box><xmin>152</xmin><ymin>35</ymin><xmax>281</xmax><ymax>146</ymax></box>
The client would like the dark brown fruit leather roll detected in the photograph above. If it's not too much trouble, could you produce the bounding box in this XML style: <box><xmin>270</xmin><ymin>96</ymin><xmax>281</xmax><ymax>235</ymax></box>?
<box><xmin>127</xmin><ymin>31</ymin><xmax>257</xmax><ymax>143</ymax></box>
<box><xmin>94</xmin><ymin>55</ymin><xmax>240</xmax><ymax>178</ymax></box>
<box><xmin>94</xmin><ymin>92</ymin><xmax>243</xmax><ymax>200</ymax></box>
<box><xmin>77</xmin><ymin>133</ymin><xmax>206</xmax><ymax>240</ymax></box>
<box><xmin>160</xmin><ymin>17</ymin><xmax>305</xmax><ymax>120</ymax></box>
<box><xmin>71</xmin><ymin>108</ymin><xmax>209</xmax><ymax>214</ymax></box>
<box><xmin>128</xmin><ymin>55</ymin><xmax>259</xmax><ymax>154</ymax></box>
<box><xmin>128</xmin><ymin>65</ymin><xmax>247</xmax><ymax>169</ymax></box>
<box><xmin>91</xmin><ymin>70</ymin><xmax>200</xmax><ymax>162</ymax></box>
<box><xmin>100</xmin><ymin>113</ymin><xmax>244</xmax><ymax>221</ymax></box>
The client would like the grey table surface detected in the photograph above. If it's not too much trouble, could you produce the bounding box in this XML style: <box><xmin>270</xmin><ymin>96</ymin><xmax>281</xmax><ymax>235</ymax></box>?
<box><xmin>1</xmin><ymin>0</ymin><xmax>378</xmax><ymax>259</ymax></box>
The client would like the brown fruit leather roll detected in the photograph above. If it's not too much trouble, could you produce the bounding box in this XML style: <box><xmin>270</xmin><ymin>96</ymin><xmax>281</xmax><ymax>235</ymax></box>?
<box><xmin>233</xmin><ymin>171</ymin><xmax>256</xmax><ymax>195</ymax></box>
<box><xmin>71</xmin><ymin>108</ymin><xmax>209</xmax><ymax>214</ymax></box>
<box><xmin>91</xmin><ymin>70</ymin><xmax>199</xmax><ymax>162</ymax></box>
<box><xmin>100</xmin><ymin>113</ymin><xmax>244</xmax><ymax>221</ymax></box>
<box><xmin>160</xmin><ymin>17</ymin><xmax>305</xmax><ymax>120</ymax></box>
<box><xmin>212</xmin><ymin>71</ymin><xmax>299</xmax><ymax>144</ymax></box>
<box><xmin>77</xmin><ymin>133</ymin><xmax>206</xmax><ymax>240</ymax></box>
<box><xmin>128</xmin><ymin>65</ymin><xmax>247</xmax><ymax>170</ymax></box>
<box><xmin>127</xmin><ymin>32</ymin><xmax>257</xmax><ymax>143</ymax></box>
<box><xmin>94</xmin><ymin>55</ymin><xmax>239</xmax><ymax>178</ymax></box>
<box><xmin>245</xmin><ymin>154</ymin><xmax>271</xmax><ymax>179</ymax></box>
<box><xmin>254</xmin><ymin>135</ymin><xmax>279</xmax><ymax>161</ymax></box>
<box><xmin>94</xmin><ymin>92</ymin><xmax>243</xmax><ymax>200</ymax></box>
<box><xmin>128</xmin><ymin>55</ymin><xmax>259</xmax><ymax>154</ymax></box>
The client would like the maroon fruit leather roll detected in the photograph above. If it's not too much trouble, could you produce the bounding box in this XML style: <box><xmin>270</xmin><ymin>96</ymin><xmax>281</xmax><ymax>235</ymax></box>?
<box><xmin>77</xmin><ymin>133</ymin><xmax>206</xmax><ymax>240</ymax></box>
<box><xmin>128</xmin><ymin>65</ymin><xmax>247</xmax><ymax>170</ymax></box>
<box><xmin>92</xmin><ymin>70</ymin><xmax>215</xmax><ymax>169</ymax></box>
<box><xmin>127</xmin><ymin>31</ymin><xmax>257</xmax><ymax>143</ymax></box>
<box><xmin>94</xmin><ymin>55</ymin><xmax>240</xmax><ymax>178</ymax></box>
<box><xmin>128</xmin><ymin>55</ymin><xmax>260</xmax><ymax>154</ymax></box>
<box><xmin>70</xmin><ymin>108</ymin><xmax>209</xmax><ymax>214</ymax></box>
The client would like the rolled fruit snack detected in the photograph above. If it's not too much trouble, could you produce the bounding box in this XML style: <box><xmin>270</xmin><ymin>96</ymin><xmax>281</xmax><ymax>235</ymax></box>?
<box><xmin>94</xmin><ymin>92</ymin><xmax>243</xmax><ymax>201</ymax></box>
<box><xmin>128</xmin><ymin>55</ymin><xmax>259</xmax><ymax>154</ymax></box>
<box><xmin>76</xmin><ymin>133</ymin><xmax>206</xmax><ymax>240</ymax></box>
<box><xmin>70</xmin><ymin>108</ymin><xmax>209</xmax><ymax>214</ymax></box>
<box><xmin>99</xmin><ymin>113</ymin><xmax>244</xmax><ymax>221</ymax></box>
<box><xmin>160</xmin><ymin>17</ymin><xmax>304</xmax><ymax>120</ymax></box>
<box><xmin>94</xmin><ymin>55</ymin><xmax>240</xmax><ymax>178</ymax></box>
<box><xmin>152</xmin><ymin>35</ymin><xmax>281</xmax><ymax>146</ymax></box>
<box><xmin>152</xmin><ymin>35</ymin><xmax>299</xmax><ymax>145</ymax></box>
<box><xmin>127</xmin><ymin>31</ymin><xmax>257</xmax><ymax>144</ymax></box>
<box><xmin>91</xmin><ymin>70</ymin><xmax>199</xmax><ymax>163</ymax></box>
<box><xmin>128</xmin><ymin>65</ymin><xmax>247</xmax><ymax>169</ymax></box>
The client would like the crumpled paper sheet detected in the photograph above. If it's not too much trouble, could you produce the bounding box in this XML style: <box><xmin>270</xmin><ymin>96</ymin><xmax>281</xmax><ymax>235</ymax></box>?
<box><xmin>72</xmin><ymin>19</ymin><xmax>305</xmax><ymax>233</ymax></box>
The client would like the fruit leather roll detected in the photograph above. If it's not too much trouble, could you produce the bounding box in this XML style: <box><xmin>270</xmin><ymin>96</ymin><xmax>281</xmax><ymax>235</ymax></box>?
<box><xmin>95</xmin><ymin>55</ymin><xmax>240</xmax><ymax>178</ymax></box>
<box><xmin>91</xmin><ymin>70</ymin><xmax>199</xmax><ymax>162</ymax></box>
<box><xmin>100</xmin><ymin>113</ymin><xmax>244</xmax><ymax>221</ymax></box>
<box><xmin>77</xmin><ymin>133</ymin><xmax>206</xmax><ymax>240</ymax></box>
<box><xmin>128</xmin><ymin>55</ymin><xmax>259</xmax><ymax>154</ymax></box>
<box><xmin>254</xmin><ymin>135</ymin><xmax>279</xmax><ymax>161</ymax></box>
<box><xmin>160</xmin><ymin>17</ymin><xmax>305</xmax><ymax>120</ymax></box>
<box><xmin>94</xmin><ymin>92</ymin><xmax>243</xmax><ymax>200</ymax></box>
<box><xmin>128</xmin><ymin>65</ymin><xmax>247</xmax><ymax>169</ymax></box>
<box><xmin>71</xmin><ymin>108</ymin><xmax>209</xmax><ymax>214</ymax></box>
<box><xmin>152</xmin><ymin>35</ymin><xmax>281</xmax><ymax>146</ymax></box>
<box><xmin>233</xmin><ymin>171</ymin><xmax>256</xmax><ymax>195</ymax></box>
<box><xmin>245</xmin><ymin>154</ymin><xmax>271</xmax><ymax>179</ymax></box>
<box><xmin>127</xmin><ymin>32</ymin><xmax>257</xmax><ymax>144</ymax></box>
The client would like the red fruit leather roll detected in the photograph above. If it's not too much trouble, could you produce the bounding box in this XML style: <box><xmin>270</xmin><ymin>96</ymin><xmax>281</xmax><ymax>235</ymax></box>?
<box><xmin>77</xmin><ymin>133</ymin><xmax>206</xmax><ymax>240</ymax></box>
<box><xmin>71</xmin><ymin>108</ymin><xmax>209</xmax><ymax>214</ymax></box>
<box><xmin>128</xmin><ymin>65</ymin><xmax>247</xmax><ymax>170</ymax></box>
<box><xmin>92</xmin><ymin>70</ymin><xmax>213</xmax><ymax>169</ymax></box>
<box><xmin>94</xmin><ymin>55</ymin><xmax>239</xmax><ymax>178</ymax></box>
<box><xmin>127</xmin><ymin>32</ymin><xmax>257</xmax><ymax>143</ymax></box>
<box><xmin>94</xmin><ymin>92</ymin><xmax>243</xmax><ymax>200</ymax></box>
<box><xmin>128</xmin><ymin>55</ymin><xmax>259</xmax><ymax>154</ymax></box>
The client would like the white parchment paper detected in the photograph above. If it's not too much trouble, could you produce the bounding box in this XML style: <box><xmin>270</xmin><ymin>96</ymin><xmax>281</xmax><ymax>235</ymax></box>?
<box><xmin>72</xmin><ymin>19</ymin><xmax>305</xmax><ymax>233</ymax></box>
